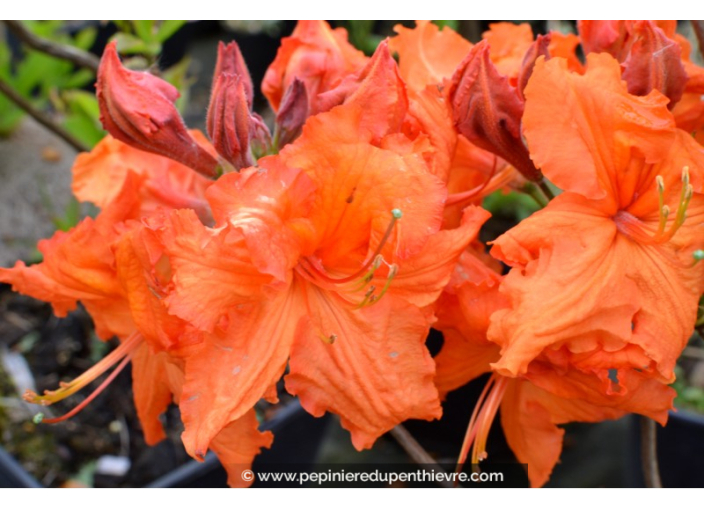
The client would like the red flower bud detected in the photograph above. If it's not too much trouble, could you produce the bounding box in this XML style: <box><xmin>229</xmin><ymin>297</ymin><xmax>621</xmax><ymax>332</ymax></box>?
<box><xmin>97</xmin><ymin>42</ymin><xmax>219</xmax><ymax>178</ymax></box>
<box><xmin>449</xmin><ymin>41</ymin><xmax>541</xmax><ymax>182</ymax></box>
<box><xmin>622</xmin><ymin>21</ymin><xmax>687</xmax><ymax>108</ymax></box>
<box><xmin>275</xmin><ymin>78</ymin><xmax>308</xmax><ymax>148</ymax></box>
<box><xmin>207</xmin><ymin>73</ymin><xmax>254</xmax><ymax>170</ymax></box>
<box><xmin>249</xmin><ymin>113</ymin><xmax>272</xmax><ymax>161</ymax></box>
<box><xmin>214</xmin><ymin>41</ymin><xmax>254</xmax><ymax>107</ymax></box>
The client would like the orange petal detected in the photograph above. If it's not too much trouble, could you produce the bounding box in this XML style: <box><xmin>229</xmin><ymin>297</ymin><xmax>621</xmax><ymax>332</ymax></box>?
<box><xmin>489</xmin><ymin>194</ymin><xmax>639</xmax><ymax>377</ymax></box>
<box><xmin>490</xmin><ymin>192</ymin><xmax>704</xmax><ymax>385</ymax></box>
<box><xmin>159</xmin><ymin>209</ymin><xmax>275</xmax><ymax>332</ymax></box>
<box><xmin>0</xmin><ymin>216</ymin><xmax>133</xmax><ymax>340</ymax></box>
<box><xmin>389</xmin><ymin>20</ymin><xmax>472</xmax><ymax>91</ymax></box>
<box><xmin>524</xmin><ymin>361</ymin><xmax>676</xmax><ymax>425</ymax></box>
<box><xmin>523</xmin><ymin>53</ymin><xmax>676</xmax><ymax>202</ymax></box>
<box><xmin>179</xmin><ymin>284</ymin><xmax>303</xmax><ymax>460</ymax></box>
<box><xmin>434</xmin><ymin>250</ymin><xmax>506</xmax><ymax>396</ymax></box>
<box><xmin>285</xmin><ymin>284</ymin><xmax>441</xmax><ymax>450</ymax></box>
<box><xmin>72</xmin><ymin>133</ymin><xmax>213</xmax><ymax>218</ymax></box>
<box><xmin>209</xmin><ymin>410</ymin><xmax>274</xmax><ymax>488</ymax></box>
<box><xmin>262</xmin><ymin>20</ymin><xmax>366</xmax><ymax>115</ymax></box>
<box><xmin>482</xmin><ymin>22</ymin><xmax>535</xmax><ymax>82</ymax></box>
<box><xmin>205</xmin><ymin>158</ymin><xmax>316</xmax><ymax>282</ymax></box>
<box><xmin>317</xmin><ymin>40</ymin><xmax>408</xmax><ymax>141</ymax></box>
<box><xmin>386</xmin><ymin>206</ymin><xmax>490</xmax><ymax>308</ymax></box>
<box><xmin>280</xmin><ymin>104</ymin><xmax>446</xmax><ymax>268</ymax></box>
<box><xmin>547</xmin><ymin>32</ymin><xmax>583</xmax><ymax>74</ymax></box>
<box><xmin>115</xmin><ymin>221</ymin><xmax>201</xmax><ymax>351</ymax></box>
<box><xmin>500</xmin><ymin>380</ymin><xmax>564</xmax><ymax>488</ymax></box>
<box><xmin>131</xmin><ymin>343</ymin><xmax>174</xmax><ymax>445</ymax></box>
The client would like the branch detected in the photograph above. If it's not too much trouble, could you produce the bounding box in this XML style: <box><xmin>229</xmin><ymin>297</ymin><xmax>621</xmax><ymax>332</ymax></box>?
<box><xmin>640</xmin><ymin>416</ymin><xmax>663</xmax><ymax>488</ymax></box>
<box><xmin>4</xmin><ymin>20</ymin><xmax>100</xmax><ymax>73</ymax></box>
<box><xmin>0</xmin><ymin>78</ymin><xmax>89</xmax><ymax>152</ymax></box>
<box><xmin>389</xmin><ymin>425</ymin><xmax>454</xmax><ymax>488</ymax></box>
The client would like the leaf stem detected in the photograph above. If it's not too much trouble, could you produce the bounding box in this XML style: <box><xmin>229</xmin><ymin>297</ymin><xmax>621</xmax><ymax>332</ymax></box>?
<box><xmin>4</xmin><ymin>20</ymin><xmax>100</xmax><ymax>72</ymax></box>
<box><xmin>0</xmin><ymin>78</ymin><xmax>89</xmax><ymax>152</ymax></box>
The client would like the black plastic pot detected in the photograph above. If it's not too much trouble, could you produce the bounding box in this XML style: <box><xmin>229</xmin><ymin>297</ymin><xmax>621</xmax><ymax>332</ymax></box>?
<box><xmin>0</xmin><ymin>400</ymin><xmax>329</xmax><ymax>488</ymax></box>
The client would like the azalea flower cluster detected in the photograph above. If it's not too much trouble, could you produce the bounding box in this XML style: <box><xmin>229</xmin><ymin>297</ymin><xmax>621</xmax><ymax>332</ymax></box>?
<box><xmin>3</xmin><ymin>20</ymin><xmax>704</xmax><ymax>488</ymax></box>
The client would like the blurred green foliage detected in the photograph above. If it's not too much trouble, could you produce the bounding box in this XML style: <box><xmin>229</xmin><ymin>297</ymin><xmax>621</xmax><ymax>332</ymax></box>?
<box><xmin>112</xmin><ymin>20</ymin><xmax>186</xmax><ymax>60</ymax></box>
<box><xmin>0</xmin><ymin>21</ymin><xmax>100</xmax><ymax>143</ymax></box>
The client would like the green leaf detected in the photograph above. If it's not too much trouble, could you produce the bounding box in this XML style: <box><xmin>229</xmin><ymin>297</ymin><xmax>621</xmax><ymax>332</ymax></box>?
<box><xmin>112</xmin><ymin>33</ymin><xmax>149</xmax><ymax>55</ymax></box>
<box><xmin>62</xmin><ymin>68</ymin><xmax>95</xmax><ymax>89</ymax></box>
<box><xmin>156</xmin><ymin>20</ymin><xmax>187</xmax><ymax>43</ymax></box>
<box><xmin>62</xmin><ymin>90</ymin><xmax>104</xmax><ymax>147</ymax></box>
<box><xmin>162</xmin><ymin>57</ymin><xmax>193</xmax><ymax>113</ymax></box>
<box><xmin>74</xmin><ymin>27</ymin><xmax>98</xmax><ymax>51</ymax></box>
<box><xmin>433</xmin><ymin>20</ymin><xmax>459</xmax><ymax>31</ymax></box>
<box><xmin>133</xmin><ymin>20</ymin><xmax>157</xmax><ymax>43</ymax></box>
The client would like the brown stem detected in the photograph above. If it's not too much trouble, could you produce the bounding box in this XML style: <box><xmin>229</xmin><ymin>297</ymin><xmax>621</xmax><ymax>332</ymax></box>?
<box><xmin>0</xmin><ymin>78</ymin><xmax>89</xmax><ymax>152</ymax></box>
<box><xmin>640</xmin><ymin>416</ymin><xmax>662</xmax><ymax>488</ymax></box>
<box><xmin>389</xmin><ymin>424</ymin><xmax>454</xmax><ymax>488</ymax></box>
<box><xmin>691</xmin><ymin>21</ymin><xmax>704</xmax><ymax>62</ymax></box>
<box><xmin>4</xmin><ymin>20</ymin><xmax>100</xmax><ymax>73</ymax></box>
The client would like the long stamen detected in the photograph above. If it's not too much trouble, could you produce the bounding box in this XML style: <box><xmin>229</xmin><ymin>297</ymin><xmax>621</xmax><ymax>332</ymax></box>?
<box><xmin>356</xmin><ymin>263</ymin><xmax>398</xmax><ymax>309</ymax></box>
<box><xmin>456</xmin><ymin>375</ymin><xmax>496</xmax><ymax>474</ymax></box>
<box><xmin>455</xmin><ymin>375</ymin><xmax>509</xmax><ymax>482</ymax></box>
<box><xmin>655</xmin><ymin>167</ymin><xmax>694</xmax><ymax>243</ymax></box>
<box><xmin>39</xmin><ymin>351</ymin><xmax>135</xmax><ymax>424</ymax></box>
<box><xmin>656</xmin><ymin>176</ymin><xmax>667</xmax><ymax>235</ymax></box>
<box><xmin>471</xmin><ymin>376</ymin><xmax>509</xmax><ymax>465</ymax></box>
<box><xmin>25</xmin><ymin>332</ymin><xmax>141</xmax><ymax>409</ymax></box>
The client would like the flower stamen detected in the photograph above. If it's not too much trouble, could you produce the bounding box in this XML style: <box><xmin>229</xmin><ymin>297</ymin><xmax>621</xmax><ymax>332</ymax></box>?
<box><xmin>25</xmin><ymin>332</ymin><xmax>142</xmax><ymax>423</ymax></box>
<box><xmin>296</xmin><ymin>209</ymin><xmax>403</xmax><ymax>308</ymax></box>
<box><xmin>456</xmin><ymin>374</ymin><xmax>509</xmax><ymax>477</ymax></box>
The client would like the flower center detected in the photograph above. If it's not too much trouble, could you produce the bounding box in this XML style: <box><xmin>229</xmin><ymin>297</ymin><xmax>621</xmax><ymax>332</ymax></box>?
<box><xmin>295</xmin><ymin>209</ymin><xmax>402</xmax><ymax>311</ymax></box>
<box><xmin>615</xmin><ymin>166</ymin><xmax>693</xmax><ymax>244</ymax></box>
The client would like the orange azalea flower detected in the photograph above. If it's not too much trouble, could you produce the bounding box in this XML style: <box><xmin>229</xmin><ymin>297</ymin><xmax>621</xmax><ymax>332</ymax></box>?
<box><xmin>262</xmin><ymin>20</ymin><xmax>367</xmax><ymax>117</ymax></box>
<box><xmin>434</xmin><ymin>247</ymin><xmax>675</xmax><ymax>487</ymax></box>
<box><xmin>157</xmin><ymin>63</ymin><xmax>490</xmax><ymax>458</ymax></box>
<box><xmin>1</xmin><ymin>138</ymin><xmax>272</xmax><ymax>486</ymax></box>
<box><xmin>489</xmin><ymin>54</ymin><xmax>704</xmax><ymax>401</ymax></box>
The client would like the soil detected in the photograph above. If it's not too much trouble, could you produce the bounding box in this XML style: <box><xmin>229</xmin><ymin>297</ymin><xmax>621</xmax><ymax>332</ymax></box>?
<box><xmin>0</xmin><ymin>283</ymin><xmax>192</xmax><ymax>487</ymax></box>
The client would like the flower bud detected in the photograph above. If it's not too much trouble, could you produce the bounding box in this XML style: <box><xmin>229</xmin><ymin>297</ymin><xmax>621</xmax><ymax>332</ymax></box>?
<box><xmin>449</xmin><ymin>41</ymin><xmax>541</xmax><ymax>182</ymax></box>
<box><xmin>207</xmin><ymin>73</ymin><xmax>254</xmax><ymax>170</ymax></box>
<box><xmin>622</xmin><ymin>21</ymin><xmax>687</xmax><ymax>108</ymax></box>
<box><xmin>97</xmin><ymin>42</ymin><xmax>219</xmax><ymax>178</ymax></box>
<box><xmin>275</xmin><ymin>78</ymin><xmax>308</xmax><ymax>148</ymax></box>
<box><xmin>214</xmin><ymin>41</ymin><xmax>254</xmax><ymax>107</ymax></box>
